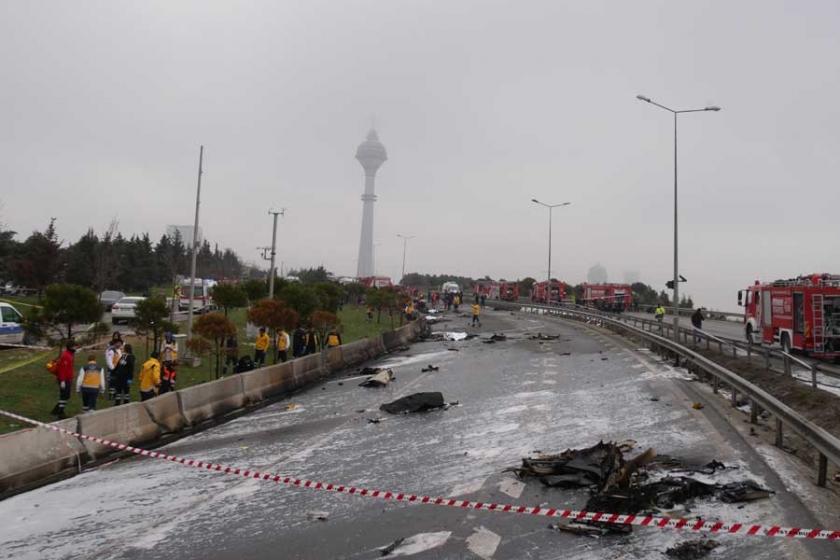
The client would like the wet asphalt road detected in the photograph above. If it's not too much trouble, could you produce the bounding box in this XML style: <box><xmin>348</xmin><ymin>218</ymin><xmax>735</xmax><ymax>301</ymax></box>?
<box><xmin>1</xmin><ymin>308</ymin><xmax>837</xmax><ymax>559</ymax></box>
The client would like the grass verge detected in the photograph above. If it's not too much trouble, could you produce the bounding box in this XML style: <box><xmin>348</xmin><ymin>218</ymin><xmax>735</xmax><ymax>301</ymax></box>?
<box><xmin>0</xmin><ymin>305</ymin><xmax>392</xmax><ymax>434</ymax></box>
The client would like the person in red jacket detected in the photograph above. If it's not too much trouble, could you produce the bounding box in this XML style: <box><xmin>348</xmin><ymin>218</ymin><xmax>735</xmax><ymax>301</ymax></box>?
<box><xmin>51</xmin><ymin>340</ymin><xmax>77</xmax><ymax>419</ymax></box>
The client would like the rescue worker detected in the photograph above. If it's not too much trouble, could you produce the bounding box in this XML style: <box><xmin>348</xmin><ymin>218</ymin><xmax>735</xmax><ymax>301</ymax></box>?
<box><xmin>75</xmin><ymin>354</ymin><xmax>105</xmax><ymax>412</ymax></box>
<box><xmin>404</xmin><ymin>301</ymin><xmax>415</xmax><ymax>321</ymax></box>
<box><xmin>366</xmin><ymin>305</ymin><xmax>374</xmax><ymax>323</ymax></box>
<box><xmin>104</xmin><ymin>339</ymin><xmax>123</xmax><ymax>401</ymax></box>
<box><xmin>223</xmin><ymin>334</ymin><xmax>238</xmax><ymax>375</ymax></box>
<box><xmin>138</xmin><ymin>351</ymin><xmax>161</xmax><ymax>401</ymax></box>
<box><xmin>113</xmin><ymin>343</ymin><xmax>135</xmax><ymax>405</ymax></box>
<box><xmin>160</xmin><ymin>361</ymin><xmax>177</xmax><ymax>393</ymax></box>
<box><xmin>304</xmin><ymin>327</ymin><xmax>319</xmax><ymax>355</ymax></box>
<box><xmin>292</xmin><ymin>326</ymin><xmax>307</xmax><ymax>358</ymax></box>
<box><xmin>51</xmin><ymin>340</ymin><xmax>77</xmax><ymax>419</ymax></box>
<box><xmin>453</xmin><ymin>293</ymin><xmax>461</xmax><ymax>312</ymax></box>
<box><xmin>254</xmin><ymin>327</ymin><xmax>270</xmax><ymax>367</ymax></box>
<box><xmin>276</xmin><ymin>328</ymin><xmax>291</xmax><ymax>362</ymax></box>
<box><xmin>654</xmin><ymin>304</ymin><xmax>666</xmax><ymax>323</ymax></box>
<box><xmin>325</xmin><ymin>328</ymin><xmax>342</xmax><ymax>348</ymax></box>
<box><xmin>471</xmin><ymin>302</ymin><xmax>481</xmax><ymax>327</ymax></box>
<box><xmin>160</xmin><ymin>332</ymin><xmax>178</xmax><ymax>364</ymax></box>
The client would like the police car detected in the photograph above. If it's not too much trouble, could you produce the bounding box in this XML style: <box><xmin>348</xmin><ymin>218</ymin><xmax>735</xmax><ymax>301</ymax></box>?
<box><xmin>0</xmin><ymin>302</ymin><xmax>25</xmax><ymax>345</ymax></box>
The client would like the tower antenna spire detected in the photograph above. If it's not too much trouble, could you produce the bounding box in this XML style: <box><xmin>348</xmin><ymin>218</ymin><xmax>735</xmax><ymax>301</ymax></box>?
<box><xmin>355</xmin><ymin>126</ymin><xmax>388</xmax><ymax>278</ymax></box>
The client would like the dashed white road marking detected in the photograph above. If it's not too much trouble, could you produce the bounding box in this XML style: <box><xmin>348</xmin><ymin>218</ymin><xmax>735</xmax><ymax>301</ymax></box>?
<box><xmin>384</xmin><ymin>531</ymin><xmax>452</xmax><ymax>557</ymax></box>
<box><xmin>466</xmin><ymin>526</ymin><xmax>501</xmax><ymax>559</ymax></box>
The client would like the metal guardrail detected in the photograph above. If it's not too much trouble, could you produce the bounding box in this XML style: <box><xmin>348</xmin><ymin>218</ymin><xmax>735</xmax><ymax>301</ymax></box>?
<box><xmin>601</xmin><ymin>306</ymin><xmax>840</xmax><ymax>388</ymax></box>
<box><xmin>632</xmin><ymin>303</ymin><xmax>743</xmax><ymax>322</ymax></box>
<box><xmin>494</xmin><ymin>300</ymin><xmax>840</xmax><ymax>487</ymax></box>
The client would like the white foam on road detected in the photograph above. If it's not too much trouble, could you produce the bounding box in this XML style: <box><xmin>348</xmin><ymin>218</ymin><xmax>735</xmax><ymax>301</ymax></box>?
<box><xmin>466</xmin><ymin>526</ymin><xmax>501</xmax><ymax>559</ymax></box>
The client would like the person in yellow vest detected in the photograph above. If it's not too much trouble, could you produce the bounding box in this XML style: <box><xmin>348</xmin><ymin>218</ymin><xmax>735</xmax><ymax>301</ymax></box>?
<box><xmin>276</xmin><ymin>329</ymin><xmax>291</xmax><ymax>362</ymax></box>
<box><xmin>471</xmin><ymin>303</ymin><xmax>482</xmax><ymax>327</ymax></box>
<box><xmin>254</xmin><ymin>327</ymin><xmax>270</xmax><ymax>367</ymax></box>
<box><xmin>76</xmin><ymin>354</ymin><xmax>105</xmax><ymax>412</ymax></box>
<box><xmin>326</xmin><ymin>328</ymin><xmax>342</xmax><ymax>348</ymax></box>
<box><xmin>138</xmin><ymin>351</ymin><xmax>161</xmax><ymax>402</ymax></box>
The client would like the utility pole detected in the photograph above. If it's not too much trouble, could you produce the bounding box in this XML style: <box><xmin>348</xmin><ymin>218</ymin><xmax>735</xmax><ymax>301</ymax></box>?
<box><xmin>267</xmin><ymin>208</ymin><xmax>286</xmax><ymax>298</ymax></box>
<box><xmin>396</xmin><ymin>234</ymin><xmax>414</xmax><ymax>284</ymax></box>
<box><xmin>186</xmin><ymin>146</ymin><xmax>204</xmax><ymax>351</ymax></box>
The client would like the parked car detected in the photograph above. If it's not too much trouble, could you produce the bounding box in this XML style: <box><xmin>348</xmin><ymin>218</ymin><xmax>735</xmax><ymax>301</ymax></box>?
<box><xmin>111</xmin><ymin>296</ymin><xmax>146</xmax><ymax>324</ymax></box>
<box><xmin>0</xmin><ymin>302</ymin><xmax>25</xmax><ymax>344</ymax></box>
<box><xmin>99</xmin><ymin>290</ymin><xmax>126</xmax><ymax>311</ymax></box>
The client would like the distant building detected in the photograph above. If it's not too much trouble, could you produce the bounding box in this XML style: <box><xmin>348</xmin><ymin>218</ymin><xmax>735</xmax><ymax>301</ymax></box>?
<box><xmin>166</xmin><ymin>225</ymin><xmax>202</xmax><ymax>244</ymax></box>
<box><xmin>587</xmin><ymin>263</ymin><xmax>608</xmax><ymax>284</ymax></box>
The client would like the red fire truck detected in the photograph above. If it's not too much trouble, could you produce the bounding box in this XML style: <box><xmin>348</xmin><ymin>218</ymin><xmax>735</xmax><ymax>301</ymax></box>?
<box><xmin>581</xmin><ymin>283</ymin><xmax>632</xmax><ymax>312</ymax></box>
<box><xmin>359</xmin><ymin>276</ymin><xmax>393</xmax><ymax>289</ymax></box>
<box><xmin>737</xmin><ymin>273</ymin><xmax>840</xmax><ymax>358</ymax></box>
<box><xmin>472</xmin><ymin>281</ymin><xmax>500</xmax><ymax>300</ymax></box>
<box><xmin>499</xmin><ymin>282</ymin><xmax>520</xmax><ymax>301</ymax></box>
<box><xmin>530</xmin><ymin>280</ymin><xmax>566</xmax><ymax>304</ymax></box>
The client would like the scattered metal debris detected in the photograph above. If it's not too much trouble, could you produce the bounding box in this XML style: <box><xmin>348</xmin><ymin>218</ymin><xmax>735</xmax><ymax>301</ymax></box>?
<box><xmin>665</xmin><ymin>539</ymin><xmax>719</xmax><ymax>559</ymax></box>
<box><xmin>483</xmin><ymin>333</ymin><xmax>508</xmax><ymax>344</ymax></box>
<box><xmin>306</xmin><ymin>511</ymin><xmax>329</xmax><ymax>521</ymax></box>
<box><xmin>367</xmin><ymin>417</ymin><xmax>383</xmax><ymax>424</ymax></box>
<box><xmin>550</xmin><ymin>521</ymin><xmax>607</xmax><ymax>537</ymax></box>
<box><xmin>359</xmin><ymin>369</ymin><xmax>395</xmax><ymax>387</ymax></box>
<box><xmin>529</xmin><ymin>333</ymin><xmax>560</xmax><ymax>340</ymax></box>
<box><xmin>380</xmin><ymin>392</ymin><xmax>447</xmax><ymax>414</ymax></box>
<box><xmin>447</xmin><ymin>348</ymin><xmax>460</xmax><ymax>352</ymax></box>
<box><xmin>691</xmin><ymin>402</ymin><xmax>705</xmax><ymax>410</ymax></box>
<box><xmin>510</xmin><ymin>441</ymin><xmax>772</xmax><ymax>535</ymax></box>
<box><xmin>421</xmin><ymin>365</ymin><xmax>440</xmax><ymax>372</ymax></box>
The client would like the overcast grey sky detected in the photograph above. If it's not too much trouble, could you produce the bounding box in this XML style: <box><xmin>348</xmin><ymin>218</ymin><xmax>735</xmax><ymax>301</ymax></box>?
<box><xmin>2</xmin><ymin>0</ymin><xmax>839</xmax><ymax>310</ymax></box>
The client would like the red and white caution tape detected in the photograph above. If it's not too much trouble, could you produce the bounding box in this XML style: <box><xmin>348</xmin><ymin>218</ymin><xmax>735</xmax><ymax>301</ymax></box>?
<box><xmin>3</xmin><ymin>408</ymin><xmax>839</xmax><ymax>541</ymax></box>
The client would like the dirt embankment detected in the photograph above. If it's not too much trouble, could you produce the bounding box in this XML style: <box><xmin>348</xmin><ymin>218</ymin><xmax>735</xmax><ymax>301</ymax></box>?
<box><xmin>692</xmin><ymin>348</ymin><xmax>840</xmax><ymax>455</ymax></box>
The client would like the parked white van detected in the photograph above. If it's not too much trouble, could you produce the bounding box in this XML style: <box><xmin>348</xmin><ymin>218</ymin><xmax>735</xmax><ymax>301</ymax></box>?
<box><xmin>0</xmin><ymin>302</ymin><xmax>25</xmax><ymax>344</ymax></box>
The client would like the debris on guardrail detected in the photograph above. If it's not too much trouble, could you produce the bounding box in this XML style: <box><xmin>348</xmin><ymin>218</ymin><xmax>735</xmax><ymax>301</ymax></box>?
<box><xmin>665</xmin><ymin>539</ymin><xmax>718</xmax><ymax>559</ymax></box>
<box><xmin>421</xmin><ymin>365</ymin><xmax>439</xmax><ymax>372</ymax></box>
<box><xmin>380</xmin><ymin>392</ymin><xmax>454</xmax><ymax>414</ymax></box>
<box><xmin>359</xmin><ymin>369</ymin><xmax>395</xmax><ymax>387</ymax></box>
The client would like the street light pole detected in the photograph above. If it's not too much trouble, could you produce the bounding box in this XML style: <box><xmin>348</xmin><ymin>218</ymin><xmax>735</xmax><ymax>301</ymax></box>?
<box><xmin>396</xmin><ymin>234</ymin><xmax>414</xmax><ymax>284</ymax></box>
<box><xmin>531</xmin><ymin>199</ymin><xmax>570</xmax><ymax>295</ymax></box>
<box><xmin>636</xmin><ymin>95</ymin><xmax>720</xmax><ymax>342</ymax></box>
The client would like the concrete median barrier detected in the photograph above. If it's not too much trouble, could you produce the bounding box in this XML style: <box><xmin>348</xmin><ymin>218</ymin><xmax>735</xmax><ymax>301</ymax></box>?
<box><xmin>142</xmin><ymin>392</ymin><xmax>187</xmax><ymax>434</ymax></box>
<box><xmin>178</xmin><ymin>375</ymin><xmax>246</xmax><ymax>426</ymax></box>
<box><xmin>241</xmin><ymin>363</ymin><xmax>295</xmax><ymax>402</ymax></box>
<box><xmin>325</xmin><ymin>347</ymin><xmax>344</xmax><ymax>373</ymax></box>
<box><xmin>292</xmin><ymin>354</ymin><xmax>323</xmax><ymax>386</ymax></box>
<box><xmin>0</xmin><ymin>418</ymin><xmax>85</xmax><ymax>495</ymax></box>
<box><xmin>78</xmin><ymin>403</ymin><xmax>162</xmax><ymax>458</ymax></box>
<box><xmin>340</xmin><ymin>339</ymin><xmax>373</xmax><ymax>367</ymax></box>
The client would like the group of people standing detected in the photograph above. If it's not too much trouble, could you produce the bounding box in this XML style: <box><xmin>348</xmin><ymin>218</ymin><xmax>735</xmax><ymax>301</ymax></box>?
<box><xmin>49</xmin><ymin>333</ymin><xmax>177</xmax><ymax>418</ymax></box>
<box><xmin>223</xmin><ymin>325</ymin><xmax>343</xmax><ymax>374</ymax></box>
